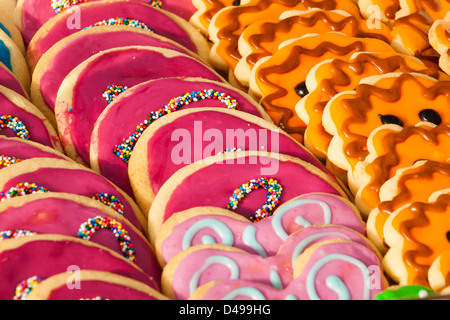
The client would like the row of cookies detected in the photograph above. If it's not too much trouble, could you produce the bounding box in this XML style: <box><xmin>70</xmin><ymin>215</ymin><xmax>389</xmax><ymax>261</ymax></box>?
<box><xmin>0</xmin><ymin>0</ymin><xmax>213</xmax><ymax>300</ymax></box>
<box><xmin>0</xmin><ymin>0</ymin><xmax>446</xmax><ymax>300</ymax></box>
<box><xmin>190</xmin><ymin>0</ymin><xmax>450</xmax><ymax>297</ymax></box>
<box><xmin>0</xmin><ymin>0</ymin><xmax>393</xmax><ymax>300</ymax></box>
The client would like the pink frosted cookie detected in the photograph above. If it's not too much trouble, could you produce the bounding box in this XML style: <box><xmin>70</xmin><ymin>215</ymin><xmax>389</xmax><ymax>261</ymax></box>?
<box><xmin>30</xmin><ymin>25</ymin><xmax>199</xmax><ymax>127</ymax></box>
<box><xmin>25</xmin><ymin>0</ymin><xmax>209</xmax><ymax>65</ymax></box>
<box><xmin>162</xmin><ymin>226</ymin><xmax>378</xmax><ymax>300</ymax></box>
<box><xmin>128</xmin><ymin>107</ymin><xmax>340</xmax><ymax>207</ymax></box>
<box><xmin>0</xmin><ymin>61</ymin><xmax>29</xmax><ymax>98</ymax></box>
<box><xmin>0</xmin><ymin>31</ymin><xmax>29</xmax><ymax>92</ymax></box>
<box><xmin>0</xmin><ymin>192</ymin><xmax>160</xmax><ymax>279</ymax></box>
<box><xmin>0</xmin><ymin>157</ymin><xmax>147</xmax><ymax>235</ymax></box>
<box><xmin>189</xmin><ymin>240</ymin><xmax>388</xmax><ymax>300</ymax></box>
<box><xmin>147</xmin><ymin>151</ymin><xmax>348</xmax><ymax>244</ymax></box>
<box><xmin>0</xmin><ymin>85</ymin><xmax>62</xmax><ymax>152</ymax></box>
<box><xmin>91</xmin><ymin>77</ymin><xmax>268</xmax><ymax>197</ymax></box>
<box><xmin>0</xmin><ymin>136</ymin><xmax>68</xmax><ymax>169</ymax></box>
<box><xmin>54</xmin><ymin>46</ymin><xmax>224</xmax><ymax>166</ymax></box>
<box><xmin>26</xmin><ymin>270</ymin><xmax>169</xmax><ymax>300</ymax></box>
<box><xmin>155</xmin><ymin>193</ymin><xmax>365</xmax><ymax>266</ymax></box>
<box><xmin>0</xmin><ymin>234</ymin><xmax>159</xmax><ymax>300</ymax></box>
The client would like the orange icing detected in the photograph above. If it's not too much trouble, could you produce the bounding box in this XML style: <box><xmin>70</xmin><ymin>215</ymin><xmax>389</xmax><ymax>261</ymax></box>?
<box><xmin>359</xmin><ymin>124</ymin><xmax>450</xmax><ymax>214</ymax></box>
<box><xmin>370</xmin><ymin>161</ymin><xmax>450</xmax><ymax>253</ymax></box>
<box><xmin>386</xmin><ymin>194</ymin><xmax>450</xmax><ymax>287</ymax></box>
<box><xmin>252</xmin><ymin>33</ymin><xmax>395</xmax><ymax>142</ymax></box>
<box><xmin>239</xmin><ymin>9</ymin><xmax>392</xmax><ymax>71</ymax></box>
<box><xmin>326</xmin><ymin>73</ymin><xmax>450</xmax><ymax>172</ymax></box>
<box><xmin>301</xmin><ymin>51</ymin><xmax>441</xmax><ymax>160</ymax></box>
<box><xmin>210</xmin><ymin>0</ymin><xmax>361</xmax><ymax>71</ymax></box>
<box><xmin>194</xmin><ymin>0</ymin><xmax>236</xmax><ymax>31</ymax></box>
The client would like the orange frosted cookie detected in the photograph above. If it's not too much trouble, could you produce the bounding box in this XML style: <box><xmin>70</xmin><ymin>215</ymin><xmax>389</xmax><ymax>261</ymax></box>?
<box><xmin>366</xmin><ymin>160</ymin><xmax>450</xmax><ymax>254</ymax></box>
<box><xmin>235</xmin><ymin>8</ymin><xmax>393</xmax><ymax>87</ymax></box>
<box><xmin>351</xmin><ymin>123</ymin><xmax>450</xmax><ymax>217</ymax></box>
<box><xmin>190</xmin><ymin>0</ymin><xmax>239</xmax><ymax>35</ymax></box>
<box><xmin>323</xmin><ymin>72</ymin><xmax>450</xmax><ymax>174</ymax></box>
<box><xmin>429</xmin><ymin>13</ymin><xmax>450</xmax><ymax>75</ymax></box>
<box><xmin>207</xmin><ymin>0</ymin><xmax>361</xmax><ymax>74</ymax></box>
<box><xmin>249</xmin><ymin>32</ymin><xmax>395</xmax><ymax>142</ymax></box>
<box><xmin>383</xmin><ymin>193</ymin><xmax>450</xmax><ymax>288</ymax></box>
<box><xmin>358</xmin><ymin>0</ymin><xmax>400</xmax><ymax>23</ymax></box>
<box><xmin>296</xmin><ymin>51</ymin><xmax>442</xmax><ymax>161</ymax></box>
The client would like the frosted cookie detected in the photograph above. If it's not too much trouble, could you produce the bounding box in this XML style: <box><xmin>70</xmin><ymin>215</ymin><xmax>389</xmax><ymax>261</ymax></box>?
<box><xmin>0</xmin><ymin>13</ymin><xmax>25</xmax><ymax>55</ymax></box>
<box><xmin>0</xmin><ymin>192</ymin><xmax>160</xmax><ymax>278</ymax></box>
<box><xmin>249</xmin><ymin>32</ymin><xmax>396</xmax><ymax>142</ymax></box>
<box><xmin>128</xmin><ymin>107</ymin><xmax>340</xmax><ymax>209</ymax></box>
<box><xmin>235</xmin><ymin>8</ymin><xmax>393</xmax><ymax>87</ymax></box>
<box><xmin>0</xmin><ymin>61</ymin><xmax>29</xmax><ymax>98</ymax></box>
<box><xmin>323</xmin><ymin>72</ymin><xmax>450</xmax><ymax>174</ymax></box>
<box><xmin>0</xmin><ymin>157</ymin><xmax>147</xmax><ymax>235</ymax></box>
<box><xmin>155</xmin><ymin>194</ymin><xmax>366</xmax><ymax>266</ymax></box>
<box><xmin>26</xmin><ymin>270</ymin><xmax>169</xmax><ymax>300</ymax></box>
<box><xmin>91</xmin><ymin>77</ymin><xmax>268</xmax><ymax>197</ymax></box>
<box><xmin>366</xmin><ymin>160</ymin><xmax>450</xmax><ymax>253</ymax></box>
<box><xmin>162</xmin><ymin>227</ymin><xmax>377</xmax><ymax>300</ymax></box>
<box><xmin>189</xmin><ymin>240</ymin><xmax>388</xmax><ymax>300</ymax></box>
<box><xmin>296</xmin><ymin>51</ymin><xmax>443</xmax><ymax>161</ymax></box>
<box><xmin>429</xmin><ymin>13</ymin><xmax>450</xmax><ymax>75</ymax></box>
<box><xmin>0</xmin><ymin>234</ymin><xmax>159</xmax><ymax>300</ymax></box>
<box><xmin>30</xmin><ymin>25</ymin><xmax>199</xmax><ymax>128</ymax></box>
<box><xmin>0</xmin><ymin>85</ymin><xmax>62</xmax><ymax>151</ymax></box>
<box><xmin>0</xmin><ymin>32</ymin><xmax>29</xmax><ymax>92</ymax></box>
<box><xmin>0</xmin><ymin>135</ymin><xmax>68</xmax><ymax>169</ymax></box>
<box><xmin>25</xmin><ymin>0</ymin><xmax>210</xmax><ymax>66</ymax></box>
<box><xmin>358</xmin><ymin>0</ymin><xmax>400</xmax><ymax>24</ymax></box>
<box><xmin>54</xmin><ymin>46</ymin><xmax>224</xmax><ymax>166</ymax></box>
<box><xmin>147</xmin><ymin>150</ymin><xmax>349</xmax><ymax>244</ymax></box>
<box><xmin>190</xmin><ymin>0</ymin><xmax>239</xmax><ymax>34</ymax></box>
<box><xmin>207</xmin><ymin>0</ymin><xmax>361</xmax><ymax>73</ymax></box>
<box><xmin>383</xmin><ymin>193</ymin><xmax>450</xmax><ymax>288</ymax></box>
<box><xmin>350</xmin><ymin>123</ymin><xmax>450</xmax><ymax>216</ymax></box>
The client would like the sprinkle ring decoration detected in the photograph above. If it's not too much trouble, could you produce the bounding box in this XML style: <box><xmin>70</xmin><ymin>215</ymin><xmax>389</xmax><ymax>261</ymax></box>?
<box><xmin>77</xmin><ymin>216</ymin><xmax>136</xmax><ymax>263</ymax></box>
<box><xmin>50</xmin><ymin>0</ymin><xmax>87</xmax><ymax>14</ymax></box>
<box><xmin>113</xmin><ymin>89</ymin><xmax>240</xmax><ymax>164</ymax></box>
<box><xmin>0</xmin><ymin>115</ymin><xmax>30</xmax><ymax>140</ymax></box>
<box><xmin>14</xmin><ymin>276</ymin><xmax>44</xmax><ymax>300</ymax></box>
<box><xmin>83</xmin><ymin>18</ymin><xmax>153</xmax><ymax>32</ymax></box>
<box><xmin>0</xmin><ymin>182</ymin><xmax>48</xmax><ymax>201</ymax></box>
<box><xmin>0</xmin><ymin>229</ymin><xmax>36</xmax><ymax>241</ymax></box>
<box><xmin>91</xmin><ymin>193</ymin><xmax>124</xmax><ymax>215</ymax></box>
<box><xmin>0</xmin><ymin>155</ymin><xmax>22</xmax><ymax>167</ymax></box>
<box><xmin>103</xmin><ymin>85</ymin><xmax>128</xmax><ymax>104</ymax></box>
<box><xmin>227</xmin><ymin>177</ymin><xmax>283</xmax><ymax>222</ymax></box>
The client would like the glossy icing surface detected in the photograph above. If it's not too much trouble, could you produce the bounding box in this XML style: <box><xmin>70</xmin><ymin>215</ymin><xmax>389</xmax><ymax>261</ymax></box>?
<box><xmin>56</xmin><ymin>47</ymin><xmax>223</xmax><ymax>165</ymax></box>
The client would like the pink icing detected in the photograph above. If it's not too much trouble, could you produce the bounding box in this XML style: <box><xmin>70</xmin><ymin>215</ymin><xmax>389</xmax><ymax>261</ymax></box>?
<box><xmin>27</xmin><ymin>1</ymin><xmax>199</xmax><ymax>57</ymax></box>
<box><xmin>40</xmin><ymin>30</ymin><xmax>192</xmax><ymax>112</ymax></box>
<box><xmin>0</xmin><ymin>64</ymin><xmax>27</xmax><ymax>98</ymax></box>
<box><xmin>169</xmin><ymin>227</ymin><xmax>375</xmax><ymax>300</ymax></box>
<box><xmin>42</xmin><ymin>279</ymin><xmax>162</xmax><ymax>300</ymax></box>
<box><xmin>0</xmin><ymin>237</ymin><xmax>158</xmax><ymax>300</ymax></box>
<box><xmin>159</xmin><ymin>193</ymin><xmax>365</xmax><ymax>264</ymax></box>
<box><xmin>161</xmin><ymin>155</ymin><xmax>345</xmax><ymax>222</ymax></box>
<box><xmin>0</xmin><ymin>196</ymin><xmax>161</xmax><ymax>279</ymax></box>
<box><xmin>0</xmin><ymin>166</ymin><xmax>145</xmax><ymax>234</ymax></box>
<box><xmin>94</xmin><ymin>78</ymin><xmax>265</xmax><ymax>196</ymax></box>
<box><xmin>195</xmin><ymin>241</ymin><xmax>385</xmax><ymax>300</ymax></box>
<box><xmin>146</xmin><ymin>109</ymin><xmax>336</xmax><ymax>196</ymax></box>
<box><xmin>0</xmin><ymin>136</ymin><xmax>65</xmax><ymax>167</ymax></box>
<box><xmin>60</xmin><ymin>47</ymin><xmax>223</xmax><ymax>165</ymax></box>
<box><xmin>0</xmin><ymin>91</ymin><xmax>57</xmax><ymax>149</ymax></box>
